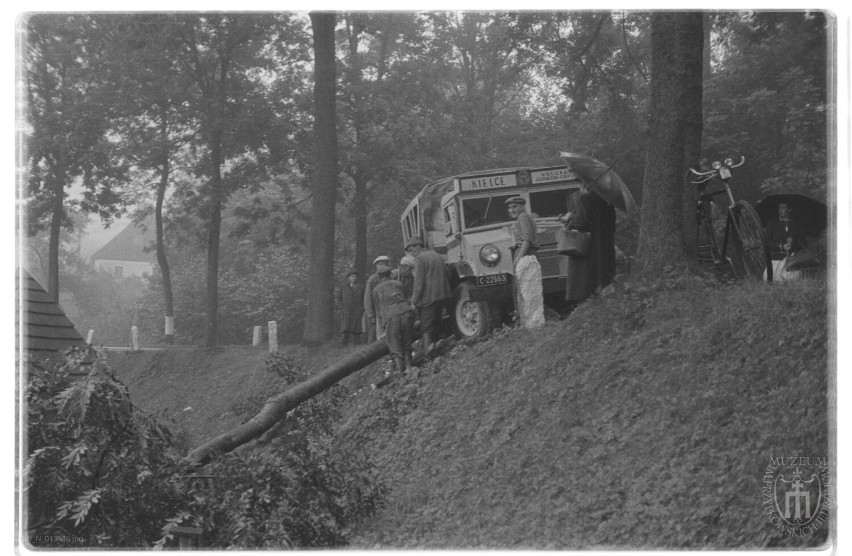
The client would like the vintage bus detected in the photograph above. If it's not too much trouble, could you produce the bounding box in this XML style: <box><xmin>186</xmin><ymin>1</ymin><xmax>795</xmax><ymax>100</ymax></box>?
<box><xmin>400</xmin><ymin>165</ymin><xmax>583</xmax><ymax>339</ymax></box>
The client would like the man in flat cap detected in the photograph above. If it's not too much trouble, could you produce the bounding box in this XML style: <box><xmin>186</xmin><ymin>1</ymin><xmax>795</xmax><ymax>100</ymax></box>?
<box><xmin>363</xmin><ymin>255</ymin><xmax>392</xmax><ymax>343</ymax></box>
<box><xmin>336</xmin><ymin>268</ymin><xmax>365</xmax><ymax>346</ymax></box>
<box><xmin>372</xmin><ymin>272</ymin><xmax>415</xmax><ymax>374</ymax></box>
<box><xmin>406</xmin><ymin>236</ymin><xmax>452</xmax><ymax>359</ymax></box>
<box><xmin>392</xmin><ymin>254</ymin><xmax>416</xmax><ymax>302</ymax></box>
<box><xmin>506</xmin><ymin>196</ymin><xmax>545</xmax><ymax>329</ymax></box>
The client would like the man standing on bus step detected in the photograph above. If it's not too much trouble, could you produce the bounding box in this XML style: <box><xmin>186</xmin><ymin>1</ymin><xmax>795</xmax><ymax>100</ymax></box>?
<box><xmin>364</xmin><ymin>255</ymin><xmax>392</xmax><ymax>343</ymax></box>
<box><xmin>406</xmin><ymin>236</ymin><xmax>452</xmax><ymax>359</ymax></box>
<box><xmin>506</xmin><ymin>196</ymin><xmax>545</xmax><ymax>329</ymax></box>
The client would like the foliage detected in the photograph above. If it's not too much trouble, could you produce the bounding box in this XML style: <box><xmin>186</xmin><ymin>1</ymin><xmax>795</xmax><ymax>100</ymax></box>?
<box><xmin>136</xmin><ymin>238</ymin><xmax>312</xmax><ymax>345</ymax></box>
<box><xmin>24</xmin><ymin>347</ymin><xmax>188</xmax><ymax>547</ymax></box>
<box><xmin>160</xmin><ymin>383</ymin><xmax>386</xmax><ymax>549</ymax></box>
<box><xmin>26</xmin><ymin>345</ymin><xmax>386</xmax><ymax>549</ymax></box>
<box><xmin>703</xmin><ymin>12</ymin><xmax>828</xmax><ymax>203</ymax></box>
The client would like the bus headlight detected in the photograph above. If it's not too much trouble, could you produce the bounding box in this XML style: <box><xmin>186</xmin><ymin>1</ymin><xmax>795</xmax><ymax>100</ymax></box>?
<box><xmin>479</xmin><ymin>244</ymin><xmax>501</xmax><ymax>266</ymax></box>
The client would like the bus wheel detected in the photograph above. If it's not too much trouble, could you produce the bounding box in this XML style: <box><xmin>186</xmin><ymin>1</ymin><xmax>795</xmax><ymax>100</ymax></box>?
<box><xmin>452</xmin><ymin>282</ymin><xmax>500</xmax><ymax>340</ymax></box>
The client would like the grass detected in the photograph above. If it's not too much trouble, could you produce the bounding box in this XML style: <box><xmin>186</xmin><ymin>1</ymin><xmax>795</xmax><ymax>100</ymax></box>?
<box><xmin>107</xmin><ymin>269</ymin><xmax>831</xmax><ymax>549</ymax></box>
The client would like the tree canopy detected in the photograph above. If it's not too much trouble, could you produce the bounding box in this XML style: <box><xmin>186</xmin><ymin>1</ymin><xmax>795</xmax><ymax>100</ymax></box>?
<box><xmin>21</xmin><ymin>10</ymin><xmax>831</xmax><ymax>345</ymax></box>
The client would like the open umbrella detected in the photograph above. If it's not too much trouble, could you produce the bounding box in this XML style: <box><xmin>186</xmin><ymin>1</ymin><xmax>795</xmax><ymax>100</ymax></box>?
<box><xmin>754</xmin><ymin>193</ymin><xmax>827</xmax><ymax>238</ymax></box>
<box><xmin>559</xmin><ymin>151</ymin><xmax>638</xmax><ymax>214</ymax></box>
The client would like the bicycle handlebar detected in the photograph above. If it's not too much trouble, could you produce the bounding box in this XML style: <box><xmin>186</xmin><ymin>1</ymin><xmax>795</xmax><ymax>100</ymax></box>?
<box><xmin>687</xmin><ymin>155</ymin><xmax>746</xmax><ymax>184</ymax></box>
<box><xmin>728</xmin><ymin>155</ymin><xmax>745</xmax><ymax>168</ymax></box>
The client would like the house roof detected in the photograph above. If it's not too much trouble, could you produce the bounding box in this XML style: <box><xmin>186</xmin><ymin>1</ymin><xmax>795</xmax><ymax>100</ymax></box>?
<box><xmin>90</xmin><ymin>217</ymin><xmax>157</xmax><ymax>263</ymax></box>
<box><xmin>17</xmin><ymin>270</ymin><xmax>85</xmax><ymax>354</ymax></box>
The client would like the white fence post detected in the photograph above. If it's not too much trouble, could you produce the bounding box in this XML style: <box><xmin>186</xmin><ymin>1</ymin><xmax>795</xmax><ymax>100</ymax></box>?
<box><xmin>131</xmin><ymin>325</ymin><xmax>140</xmax><ymax>351</ymax></box>
<box><xmin>86</xmin><ymin>330</ymin><xmax>94</xmax><ymax>345</ymax></box>
<box><xmin>267</xmin><ymin>321</ymin><xmax>278</xmax><ymax>353</ymax></box>
<box><xmin>164</xmin><ymin>316</ymin><xmax>175</xmax><ymax>337</ymax></box>
<box><xmin>252</xmin><ymin>326</ymin><xmax>262</xmax><ymax>347</ymax></box>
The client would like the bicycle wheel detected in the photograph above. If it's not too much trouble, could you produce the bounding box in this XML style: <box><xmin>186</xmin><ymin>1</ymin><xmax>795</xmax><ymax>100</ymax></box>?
<box><xmin>729</xmin><ymin>200</ymin><xmax>772</xmax><ymax>281</ymax></box>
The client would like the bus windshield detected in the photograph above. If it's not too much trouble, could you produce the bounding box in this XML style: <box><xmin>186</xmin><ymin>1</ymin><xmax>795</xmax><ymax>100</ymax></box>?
<box><xmin>461</xmin><ymin>194</ymin><xmax>516</xmax><ymax>229</ymax></box>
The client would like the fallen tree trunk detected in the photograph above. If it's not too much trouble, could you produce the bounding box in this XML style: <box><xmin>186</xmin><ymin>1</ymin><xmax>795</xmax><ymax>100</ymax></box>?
<box><xmin>186</xmin><ymin>340</ymin><xmax>389</xmax><ymax>467</ymax></box>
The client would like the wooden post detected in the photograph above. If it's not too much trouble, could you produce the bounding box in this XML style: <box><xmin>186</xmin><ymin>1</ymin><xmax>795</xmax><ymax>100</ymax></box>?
<box><xmin>86</xmin><ymin>330</ymin><xmax>94</xmax><ymax>345</ymax></box>
<box><xmin>165</xmin><ymin>316</ymin><xmax>174</xmax><ymax>337</ymax></box>
<box><xmin>131</xmin><ymin>326</ymin><xmax>140</xmax><ymax>351</ymax></box>
<box><xmin>268</xmin><ymin>321</ymin><xmax>278</xmax><ymax>353</ymax></box>
<box><xmin>252</xmin><ymin>326</ymin><xmax>262</xmax><ymax>347</ymax></box>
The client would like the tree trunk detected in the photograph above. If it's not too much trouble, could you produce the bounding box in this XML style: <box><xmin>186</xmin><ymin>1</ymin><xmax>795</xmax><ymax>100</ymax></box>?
<box><xmin>156</xmin><ymin>115</ymin><xmax>175</xmax><ymax>344</ymax></box>
<box><xmin>680</xmin><ymin>13</ymin><xmax>705</xmax><ymax>256</ymax></box>
<box><xmin>186</xmin><ymin>339</ymin><xmax>389</xmax><ymax>466</ymax></box>
<box><xmin>302</xmin><ymin>12</ymin><xmax>339</xmax><ymax>344</ymax></box>
<box><xmin>634</xmin><ymin>12</ymin><xmax>703</xmax><ymax>277</ymax></box>
<box><xmin>354</xmin><ymin>173</ymin><xmax>368</xmax><ymax>278</ymax></box>
<box><xmin>47</xmin><ymin>178</ymin><xmax>64</xmax><ymax>300</ymax></box>
<box><xmin>204</xmin><ymin>129</ymin><xmax>223</xmax><ymax>348</ymax></box>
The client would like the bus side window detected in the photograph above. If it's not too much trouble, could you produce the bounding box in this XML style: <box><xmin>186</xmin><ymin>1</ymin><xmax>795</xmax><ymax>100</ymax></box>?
<box><xmin>443</xmin><ymin>206</ymin><xmax>454</xmax><ymax>236</ymax></box>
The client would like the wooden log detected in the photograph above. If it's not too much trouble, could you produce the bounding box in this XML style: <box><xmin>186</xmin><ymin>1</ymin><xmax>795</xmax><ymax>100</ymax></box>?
<box><xmin>186</xmin><ymin>339</ymin><xmax>389</xmax><ymax>466</ymax></box>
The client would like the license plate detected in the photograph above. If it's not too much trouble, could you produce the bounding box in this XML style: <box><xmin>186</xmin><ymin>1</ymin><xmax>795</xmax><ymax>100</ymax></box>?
<box><xmin>477</xmin><ymin>273</ymin><xmax>508</xmax><ymax>287</ymax></box>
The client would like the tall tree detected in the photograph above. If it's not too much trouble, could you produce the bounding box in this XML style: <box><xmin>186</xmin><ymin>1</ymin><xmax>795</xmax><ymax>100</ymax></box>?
<box><xmin>168</xmin><ymin>14</ymin><xmax>299</xmax><ymax>347</ymax></box>
<box><xmin>114</xmin><ymin>15</ymin><xmax>199</xmax><ymax>344</ymax></box>
<box><xmin>302</xmin><ymin>12</ymin><xmax>339</xmax><ymax>344</ymax></box>
<box><xmin>634</xmin><ymin>12</ymin><xmax>704</xmax><ymax>276</ymax></box>
<box><xmin>24</xmin><ymin>15</ymin><xmax>127</xmax><ymax>298</ymax></box>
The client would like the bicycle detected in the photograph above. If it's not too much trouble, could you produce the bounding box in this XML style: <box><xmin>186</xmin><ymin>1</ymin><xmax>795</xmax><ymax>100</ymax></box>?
<box><xmin>688</xmin><ymin>156</ymin><xmax>772</xmax><ymax>281</ymax></box>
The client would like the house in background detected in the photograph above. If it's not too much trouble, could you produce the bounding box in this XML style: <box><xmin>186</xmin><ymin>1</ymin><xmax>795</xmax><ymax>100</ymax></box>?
<box><xmin>17</xmin><ymin>270</ymin><xmax>85</xmax><ymax>358</ymax></box>
<box><xmin>90</xmin><ymin>217</ymin><xmax>157</xmax><ymax>278</ymax></box>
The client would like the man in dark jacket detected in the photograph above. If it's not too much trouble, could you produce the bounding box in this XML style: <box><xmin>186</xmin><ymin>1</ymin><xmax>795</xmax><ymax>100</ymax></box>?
<box><xmin>336</xmin><ymin>269</ymin><xmax>364</xmax><ymax>346</ymax></box>
<box><xmin>373</xmin><ymin>274</ymin><xmax>415</xmax><ymax>373</ymax></box>
<box><xmin>406</xmin><ymin>236</ymin><xmax>451</xmax><ymax>358</ymax></box>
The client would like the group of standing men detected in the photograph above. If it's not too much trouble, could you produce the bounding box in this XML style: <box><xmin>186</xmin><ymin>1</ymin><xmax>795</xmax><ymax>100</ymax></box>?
<box><xmin>336</xmin><ymin>236</ymin><xmax>452</xmax><ymax>375</ymax></box>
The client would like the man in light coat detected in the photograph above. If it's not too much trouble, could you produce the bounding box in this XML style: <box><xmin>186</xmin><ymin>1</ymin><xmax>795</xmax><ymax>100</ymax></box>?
<box><xmin>506</xmin><ymin>196</ymin><xmax>545</xmax><ymax>329</ymax></box>
<box><xmin>363</xmin><ymin>255</ymin><xmax>391</xmax><ymax>343</ymax></box>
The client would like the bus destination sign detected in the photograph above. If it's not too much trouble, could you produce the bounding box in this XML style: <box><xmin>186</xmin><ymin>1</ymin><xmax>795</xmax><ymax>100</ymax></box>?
<box><xmin>530</xmin><ymin>167</ymin><xmax>576</xmax><ymax>185</ymax></box>
<box><xmin>458</xmin><ymin>173</ymin><xmax>518</xmax><ymax>192</ymax></box>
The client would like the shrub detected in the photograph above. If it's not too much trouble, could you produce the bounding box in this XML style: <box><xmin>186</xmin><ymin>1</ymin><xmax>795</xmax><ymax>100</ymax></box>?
<box><xmin>161</xmin><ymin>385</ymin><xmax>386</xmax><ymax>548</ymax></box>
<box><xmin>24</xmin><ymin>347</ymin><xmax>188</xmax><ymax>547</ymax></box>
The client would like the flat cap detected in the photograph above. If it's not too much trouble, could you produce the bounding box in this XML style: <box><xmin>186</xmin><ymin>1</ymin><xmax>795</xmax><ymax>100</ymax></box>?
<box><xmin>373</xmin><ymin>255</ymin><xmax>390</xmax><ymax>265</ymax></box>
<box><xmin>400</xmin><ymin>254</ymin><xmax>416</xmax><ymax>267</ymax></box>
<box><xmin>405</xmin><ymin>236</ymin><xmax>425</xmax><ymax>249</ymax></box>
<box><xmin>505</xmin><ymin>196</ymin><xmax>526</xmax><ymax>206</ymax></box>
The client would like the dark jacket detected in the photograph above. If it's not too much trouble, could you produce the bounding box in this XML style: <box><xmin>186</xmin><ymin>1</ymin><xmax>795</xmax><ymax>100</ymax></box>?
<box><xmin>363</xmin><ymin>272</ymin><xmax>383</xmax><ymax>322</ymax></box>
<box><xmin>411</xmin><ymin>249</ymin><xmax>452</xmax><ymax>308</ymax></box>
<box><xmin>373</xmin><ymin>279</ymin><xmax>414</xmax><ymax>325</ymax></box>
<box><xmin>564</xmin><ymin>191</ymin><xmax>616</xmax><ymax>302</ymax></box>
<box><xmin>336</xmin><ymin>281</ymin><xmax>365</xmax><ymax>333</ymax></box>
<box><xmin>764</xmin><ymin>217</ymin><xmax>808</xmax><ymax>260</ymax></box>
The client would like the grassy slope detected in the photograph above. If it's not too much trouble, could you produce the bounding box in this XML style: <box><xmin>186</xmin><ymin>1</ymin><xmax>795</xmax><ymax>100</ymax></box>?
<box><xmin>108</xmin><ymin>273</ymin><xmax>830</xmax><ymax>549</ymax></box>
<box><xmin>339</xmin><ymin>274</ymin><xmax>829</xmax><ymax>549</ymax></box>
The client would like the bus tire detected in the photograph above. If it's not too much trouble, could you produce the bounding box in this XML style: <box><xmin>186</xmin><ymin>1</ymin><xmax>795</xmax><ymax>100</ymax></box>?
<box><xmin>452</xmin><ymin>282</ymin><xmax>501</xmax><ymax>340</ymax></box>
